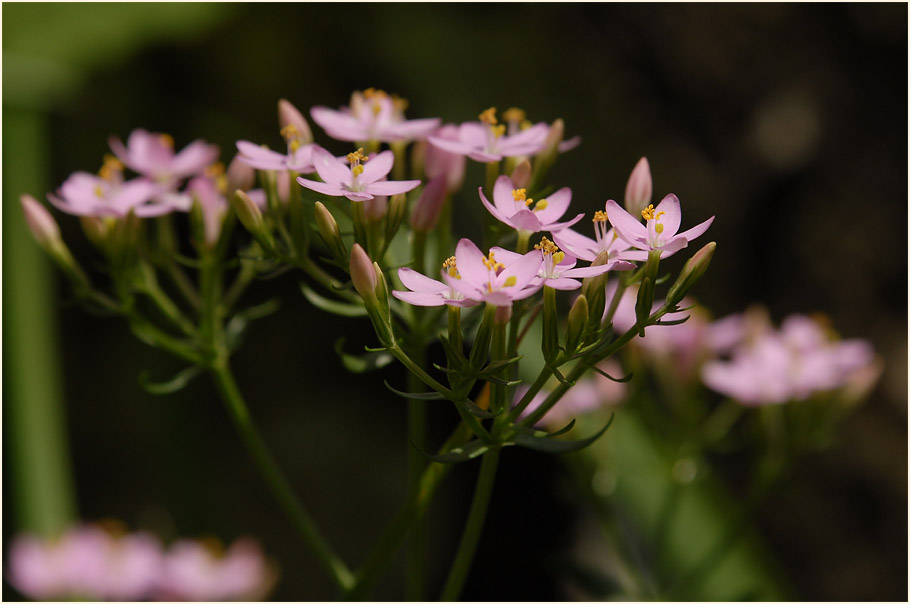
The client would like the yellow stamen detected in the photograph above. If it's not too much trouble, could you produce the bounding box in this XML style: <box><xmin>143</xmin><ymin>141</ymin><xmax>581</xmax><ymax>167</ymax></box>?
<box><xmin>534</xmin><ymin>236</ymin><xmax>559</xmax><ymax>255</ymax></box>
<box><xmin>512</xmin><ymin>188</ymin><xmax>527</xmax><ymax>202</ymax></box>
<box><xmin>347</xmin><ymin>148</ymin><xmax>369</xmax><ymax>164</ymax></box>
<box><xmin>655</xmin><ymin>223</ymin><xmax>664</xmax><ymax>234</ymax></box>
<box><xmin>492</xmin><ymin>124</ymin><xmax>506</xmax><ymax>138</ymax></box>
<box><xmin>363</xmin><ymin>87</ymin><xmax>387</xmax><ymax>100</ymax></box>
<box><xmin>534</xmin><ymin>199</ymin><xmax>548</xmax><ymax>211</ymax></box>
<box><xmin>553</xmin><ymin>251</ymin><xmax>565</xmax><ymax>264</ymax></box>
<box><xmin>98</xmin><ymin>154</ymin><xmax>124</xmax><ymax>181</ymax></box>
<box><xmin>482</xmin><ymin>251</ymin><xmax>504</xmax><ymax>272</ymax></box>
<box><xmin>205</xmin><ymin>162</ymin><xmax>228</xmax><ymax>194</ymax></box>
<box><xmin>281</xmin><ymin>124</ymin><xmax>301</xmax><ymax>151</ymax></box>
<box><xmin>641</xmin><ymin>204</ymin><xmax>666</xmax><ymax>221</ymax></box>
<box><xmin>503</xmin><ymin>107</ymin><xmax>526</xmax><ymax>123</ymax></box>
<box><xmin>352</xmin><ymin>165</ymin><xmax>364</xmax><ymax>177</ymax></box>
<box><xmin>442</xmin><ymin>256</ymin><xmax>460</xmax><ymax>279</ymax></box>
<box><xmin>504</xmin><ymin>276</ymin><xmax>517</xmax><ymax>287</ymax></box>
<box><xmin>519</xmin><ymin>120</ymin><xmax>532</xmax><ymax>131</ymax></box>
<box><xmin>94</xmin><ymin>185</ymin><xmax>105</xmax><ymax>198</ymax></box>
<box><xmin>593</xmin><ymin>210</ymin><xmax>609</xmax><ymax>222</ymax></box>
<box><xmin>158</xmin><ymin>133</ymin><xmax>174</xmax><ymax>149</ymax></box>
<box><xmin>479</xmin><ymin>107</ymin><xmax>498</xmax><ymax>125</ymax></box>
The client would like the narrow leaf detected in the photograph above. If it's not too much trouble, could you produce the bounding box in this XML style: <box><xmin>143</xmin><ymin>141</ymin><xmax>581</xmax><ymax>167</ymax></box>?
<box><xmin>301</xmin><ymin>283</ymin><xmax>367</xmax><ymax>317</ymax></box>
<box><xmin>384</xmin><ymin>380</ymin><xmax>446</xmax><ymax>400</ymax></box>
<box><xmin>138</xmin><ymin>366</ymin><xmax>203</xmax><ymax>395</ymax></box>
<box><xmin>592</xmin><ymin>366</ymin><xmax>634</xmax><ymax>383</ymax></box>
<box><xmin>513</xmin><ymin>414</ymin><xmax>615</xmax><ymax>454</ymax></box>
<box><xmin>335</xmin><ymin>338</ymin><xmax>394</xmax><ymax>373</ymax></box>
<box><xmin>418</xmin><ymin>439</ymin><xmax>491</xmax><ymax>464</ymax></box>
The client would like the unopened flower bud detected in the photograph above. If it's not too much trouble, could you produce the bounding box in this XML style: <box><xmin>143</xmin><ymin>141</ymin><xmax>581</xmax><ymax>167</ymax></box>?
<box><xmin>314</xmin><ymin>202</ymin><xmax>346</xmax><ymax>260</ymax></box>
<box><xmin>350</xmin><ymin>243</ymin><xmax>378</xmax><ymax>302</ymax></box>
<box><xmin>227</xmin><ymin>155</ymin><xmax>256</xmax><ymax>192</ymax></box>
<box><xmin>510</xmin><ymin>159</ymin><xmax>532</xmax><ymax>189</ymax></box>
<box><xmin>20</xmin><ymin>194</ymin><xmax>60</xmax><ymax>249</ymax></box>
<box><xmin>410</xmin><ymin>176</ymin><xmax>447</xmax><ymax>232</ymax></box>
<box><xmin>385</xmin><ymin>193</ymin><xmax>407</xmax><ymax>242</ymax></box>
<box><xmin>624</xmin><ymin>157</ymin><xmax>652</xmax><ymax>216</ymax></box>
<box><xmin>278</xmin><ymin>99</ymin><xmax>313</xmax><ymax>145</ymax></box>
<box><xmin>565</xmin><ymin>294</ymin><xmax>589</xmax><ymax>353</ymax></box>
<box><xmin>232</xmin><ymin>190</ymin><xmax>274</xmax><ymax>252</ymax></box>
<box><xmin>544</xmin><ymin>118</ymin><xmax>565</xmax><ymax>152</ymax></box>
<box><xmin>666</xmin><ymin>242</ymin><xmax>716</xmax><ymax>307</ymax></box>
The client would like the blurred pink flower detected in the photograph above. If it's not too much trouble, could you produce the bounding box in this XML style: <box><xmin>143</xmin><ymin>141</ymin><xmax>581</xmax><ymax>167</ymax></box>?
<box><xmin>552</xmin><ymin>210</ymin><xmax>638</xmax><ymax>271</ymax></box>
<box><xmin>515</xmin><ymin>361</ymin><xmax>627</xmax><ymax>429</ymax></box>
<box><xmin>155</xmin><ymin>538</ymin><xmax>271</xmax><ymax>602</ymax></box>
<box><xmin>48</xmin><ymin>166</ymin><xmax>171</xmax><ymax>218</ymax></box>
<box><xmin>311</xmin><ymin>88</ymin><xmax>440</xmax><ymax>143</ymax></box>
<box><xmin>428</xmin><ymin>108</ymin><xmax>549</xmax><ymax>163</ymax></box>
<box><xmin>423</xmin><ymin>124</ymin><xmax>467</xmax><ymax>192</ymax></box>
<box><xmin>109</xmin><ymin>129</ymin><xmax>219</xmax><ymax>187</ymax></box>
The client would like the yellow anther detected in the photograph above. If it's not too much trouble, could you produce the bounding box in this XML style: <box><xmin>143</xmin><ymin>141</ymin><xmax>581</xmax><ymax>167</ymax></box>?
<box><xmin>519</xmin><ymin>120</ymin><xmax>532</xmax><ymax>131</ymax></box>
<box><xmin>479</xmin><ymin>107</ymin><xmax>498</xmax><ymax>125</ymax></box>
<box><xmin>503</xmin><ymin>107</ymin><xmax>526</xmax><ymax>123</ymax></box>
<box><xmin>593</xmin><ymin>210</ymin><xmax>609</xmax><ymax>223</ymax></box>
<box><xmin>512</xmin><ymin>188</ymin><xmax>527</xmax><ymax>202</ymax></box>
<box><xmin>98</xmin><ymin>154</ymin><xmax>124</xmax><ymax>181</ymax></box>
<box><xmin>504</xmin><ymin>276</ymin><xmax>518</xmax><ymax>287</ymax></box>
<box><xmin>363</xmin><ymin>87</ymin><xmax>387</xmax><ymax>100</ymax></box>
<box><xmin>655</xmin><ymin>223</ymin><xmax>664</xmax><ymax>234</ymax></box>
<box><xmin>204</xmin><ymin>162</ymin><xmax>225</xmax><ymax>178</ymax></box>
<box><xmin>158</xmin><ymin>133</ymin><xmax>174</xmax><ymax>149</ymax></box>
<box><xmin>280</xmin><ymin>124</ymin><xmax>298</xmax><ymax>139</ymax></box>
<box><xmin>347</xmin><ymin>148</ymin><xmax>369</xmax><ymax>165</ymax></box>
<box><xmin>492</xmin><ymin>124</ymin><xmax>506</xmax><ymax>138</ymax></box>
<box><xmin>352</xmin><ymin>164</ymin><xmax>364</xmax><ymax>177</ymax></box>
<box><xmin>442</xmin><ymin>256</ymin><xmax>460</xmax><ymax>279</ymax></box>
<box><xmin>94</xmin><ymin>185</ymin><xmax>105</xmax><ymax>198</ymax></box>
<box><xmin>641</xmin><ymin>204</ymin><xmax>666</xmax><ymax>221</ymax></box>
<box><xmin>553</xmin><ymin>251</ymin><xmax>565</xmax><ymax>264</ymax></box>
<box><xmin>392</xmin><ymin>94</ymin><xmax>409</xmax><ymax>112</ymax></box>
<box><xmin>534</xmin><ymin>199</ymin><xmax>548</xmax><ymax>211</ymax></box>
<box><xmin>534</xmin><ymin>236</ymin><xmax>559</xmax><ymax>255</ymax></box>
<box><xmin>482</xmin><ymin>251</ymin><xmax>504</xmax><ymax>272</ymax></box>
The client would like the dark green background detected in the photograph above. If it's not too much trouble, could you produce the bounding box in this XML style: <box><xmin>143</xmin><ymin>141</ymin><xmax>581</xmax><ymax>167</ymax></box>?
<box><xmin>3</xmin><ymin>3</ymin><xmax>907</xmax><ymax>600</ymax></box>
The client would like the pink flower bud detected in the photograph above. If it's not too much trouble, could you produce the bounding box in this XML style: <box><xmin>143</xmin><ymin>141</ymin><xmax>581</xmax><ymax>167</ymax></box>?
<box><xmin>510</xmin><ymin>159</ymin><xmax>532</xmax><ymax>189</ymax></box>
<box><xmin>425</xmin><ymin>124</ymin><xmax>466</xmax><ymax>193</ymax></box>
<box><xmin>227</xmin><ymin>155</ymin><xmax>256</xmax><ymax>192</ymax></box>
<box><xmin>409</xmin><ymin>176</ymin><xmax>447</xmax><ymax>232</ymax></box>
<box><xmin>20</xmin><ymin>194</ymin><xmax>61</xmax><ymax>248</ymax></box>
<box><xmin>278</xmin><ymin>99</ymin><xmax>313</xmax><ymax>145</ymax></box>
<box><xmin>624</xmin><ymin>157</ymin><xmax>652</xmax><ymax>216</ymax></box>
<box><xmin>350</xmin><ymin>243</ymin><xmax>378</xmax><ymax>300</ymax></box>
<box><xmin>231</xmin><ymin>190</ymin><xmax>265</xmax><ymax>234</ymax></box>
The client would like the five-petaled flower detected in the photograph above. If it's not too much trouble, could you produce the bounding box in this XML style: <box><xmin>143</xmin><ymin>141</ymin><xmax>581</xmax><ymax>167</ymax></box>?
<box><xmin>428</xmin><ymin>107</ymin><xmax>550</xmax><ymax>163</ymax></box>
<box><xmin>296</xmin><ymin>146</ymin><xmax>420</xmax><ymax>202</ymax></box>
<box><xmin>479</xmin><ymin>175</ymin><xmax>583</xmax><ymax>237</ymax></box>
<box><xmin>552</xmin><ymin>209</ymin><xmax>638</xmax><ymax>271</ymax></box>
<box><xmin>109</xmin><ymin>129</ymin><xmax>219</xmax><ymax>188</ymax></box>
<box><xmin>605</xmin><ymin>194</ymin><xmax>714</xmax><ymax>260</ymax></box>
<box><xmin>392</xmin><ymin>259</ymin><xmax>479</xmax><ymax>308</ymax></box>
<box><xmin>311</xmin><ymin>88</ymin><xmax>441</xmax><ymax>144</ymax></box>
<box><xmin>438</xmin><ymin>238</ymin><xmax>543</xmax><ymax>307</ymax></box>
<box><xmin>493</xmin><ymin>237</ymin><xmax>614</xmax><ymax>291</ymax></box>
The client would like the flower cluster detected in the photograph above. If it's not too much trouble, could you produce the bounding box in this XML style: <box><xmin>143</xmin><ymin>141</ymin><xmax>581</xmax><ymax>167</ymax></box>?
<box><xmin>7</xmin><ymin>524</ymin><xmax>273</xmax><ymax>602</ymax></box>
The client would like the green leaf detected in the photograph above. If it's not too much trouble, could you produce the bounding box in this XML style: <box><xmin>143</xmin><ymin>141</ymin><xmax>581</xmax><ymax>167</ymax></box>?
<box><xmin>656</xmin><ymin>315</ymin><xmax>691</xmax><ymax>327</ymax></box>
<box><xmin>138</xmin><ymin>365</ymin><xmax>203</xmax><ymax>395</ymax></box>
<box><xmin>300</xmin><ymin>283</ymin><xmax>367</xmax><ymax>317</ymax></box>
<box><xmin>513</xmin><ymin>414</ymin><xmax>614</xmax><ymax>454</ymax></box>
<box><xmin>418</xmin><ymin>439</ymin><xmax>493</xmax><ymax>464</ymax></box>
<box><xmin>384</xmin><ymin>380</ymin><xmax>446</xmax><ymax>400</ymax></box>
<box><xmin>481</xmin><ymin>356</ymin><xmax>523</xmax><ymax>373</ymax></box>
<box><xmin>512</xmin><ymin>418</ymin><xmax>576</xmax><ymax>439</ymax></box>
<box><xmin>334</xmin><ymin>338</ymin><xmax>394</xmax><ymax>373</ymax></box>
<box><xmin>454</xmin><ymin>398</ymin><xmax>496</xmax><ymax>419</ymax></box>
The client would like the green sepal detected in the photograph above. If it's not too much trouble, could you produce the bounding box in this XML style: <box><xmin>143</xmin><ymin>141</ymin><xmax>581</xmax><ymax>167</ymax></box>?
<box><xmin>656</xmin><ymin>315</ymin><xmax>691</xmax><ymax>327</ymax></box>
<box><xmin>384</xmin><ymin>380</ymin><xmax>447</xmax><ymax>400</ymax></box>
<box><xmin>513</xmin><ymin>414</ymin><xmax>614</xmax><ymax>454</ymax></box>
<box><xmin>300</xmin><ymin>283</ymin><xmax>367</xmax><ymax>317</ymax></box>
<box><xmin>512</xmin><ymin>418</ymin><xmax>577</xmax><ymax>439</ymax></box>
<box><xmin>592</xmin><ymin>365</ymin><xmax>633</xmax><ymax>383</ymax></box>
<box><xmin>454</xmin><ymin>398</ymin><xmax>496</xmax><ymax>419</ymax></box>
<box><xmin>334</xmin><ymin>338</ymin><xmax>394</xmax><ymax>373</ymax></box>
<box><xmin>655</xmin><ymin>272</ymin><xmax>671</xmax><ymax>285</ymax></box>
<box><xmin>439</xmin><ymin>334</ymin><xmax>467</xmax><ymax>369</ymax></box>
<box><xmin>138</xmin><ymin>365</ymin><xmax>203</xmax><ymax>395</ymax></box>
<box><xmin>549</xmin><ymin>365</ymin><xmax>575</xmax><ymax>386</ymax></box>
<box><xmin>418</xmin><ymin>439</ymin><xmax>493</xmax><ymax>464</ymax></box>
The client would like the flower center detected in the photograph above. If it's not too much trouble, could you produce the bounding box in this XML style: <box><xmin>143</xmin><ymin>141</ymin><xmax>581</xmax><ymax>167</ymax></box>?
<box><xmin>442</xmin><ymin>256</ymin><xmax>460</xmax><ymax>279</ymax></box>
<box><xmin>98</xmin><ymin>154</ymin><xmax>124</xmax><ymax>182</ymax></box>
<box><xmin>347</xmin><ymin>147</ymin><xmax>370</xmax><ymax>186</ymax></box>
<box><xmin>535</xmin><ymin>236</ymin><xmax>565</xmax><ymax>277</ymax></box>
<box><xmin>642</xmin><ymin>203</ymin><xmax>668</xmax><ymax>245</ymax></box>
<box><xmin>158</xmin><ymin>133</ymin><xmax>175</xmax><ymax>149</ymax></box>
<box><xmin>205</xmin><ymin>162</ymin><xmax>228</xmax><ymax>194</ymax></box>
<box><xmin>503</xmin><ymin>107</ymin><xmax>530</xmax><ymax>135</ymax></box>
<box><xmin>593</xmin><ymin>209</ymin><xmax>610</xmax><ymax>247</ymax></box>
<box><xmin>364</xmin><ymin>87</ymin><xmax>388</xmax><ymax>116</ymax></box>
<box><xmin>512</xmin><ymin>188</ymin><xmax>548</xmax><ymax>213</ymax></box>
<box><xmin>281</xmin><ymin>124</ymin><xmax>302</xmax><ymax>152</ymax></box>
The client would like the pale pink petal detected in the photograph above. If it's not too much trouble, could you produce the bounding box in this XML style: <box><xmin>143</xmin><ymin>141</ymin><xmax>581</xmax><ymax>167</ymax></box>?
<box><xmin>545</xmin><ymin>212</ymin><xmax>585</xmax><ymax>231</ymax></box>
<box><xmin>345</xmin><ymin>191</ymin><xmax>374</xmax><ymax>202</ymax></box>
<box><xmin>427</xmin><ymin>136</ymin><xmax>477</xmax><ymax>156</ymax></box>
<box><xmin>479</xmin><ymin>187</ymin><xmax>511</xmax><ymax>225</ymax></box>
<box><xmin>392</xmin><ymin>290</ymin><xmax>448</xmax><ymax>306</ymax></box>
<box><xmin>296</xmin><ymin>176</ymin><xmax>347</xmax><ymax>197</ymax></box>
<box><xmin>454</xmin><ymin>238</ymin><xmax>490</xmax><ymax>285</ymax></box>
<box><xmin>658</xmin><ymin>236</ymin><xmax>690</xmax><ymax>258</ymax></box>
<box><xmin>311</xmin><ymin>146</ymin><xmax>352</xmax><ymax>186</ymax></box>
<box><xmin>498</xmin><ymin>250</ymin><xmax>543</xmax><ymax>289</ymax></box>
<box><xmin>365</xmin><ymin>179</ymin><xmax>420</xmax><ymax>196</ymax></box>
<box><xmin>310</xmin><ymin>106</ymin><xmax>368</xmax><ymax>142</ymax></box>
<box><xmin>558</xmin><ymin>135</ymin><xmax>582</xmax><ymax>153</ymax></box>
<box><xmin>287</xmin><ymin>144</ymin><xmax>316</xmax><ymax>173</ymax></box>
<box><xmin>503</xmin><ymin>122</ymin><xmax>549</xmax><ymax>147</ymax></box>
<box><xmin>605</xmin><ymin>199</ymin><xmax>647</xmax><ymax>246</ymax></box>
<box><xmin>492</xmin><ymin>175</ymin><xmax>518</xmax><ymax>216</ymax></box>
<box><xmin>654</xmin><ymin>194</ymin><xmax>682</xmax><ymax>236</ymax></box>
<box><xmin>359</xmin><ymin>150</ymin><xmax>394</xmax><ymax>184</ymax></box>
<box><xmin>533</xmin><ymin>187</ymin><xmax>572</xmax><ymax>224</ymax></box>
<box><xmin>467</xmin><ymin>149</ymin><xmax>503</xmax><ymax>163</ymax></box>
<box><xmin>552</xmin><ymin>228</ymin><xmax>598</xmax><ymax>261</ymax></box>
<box><xmin>508</xmin><ymin>209</ymin><xmax>542</xmax><ymax>233</ymax></box>
<box><xmin>236</xmin><ymin>141</ymin><xmax>288</xmax><ymax>171</ymax></box>
<box><xmin>676</xmin><ymin>215</ymin><xmax>715</xmax><ymax>244</ymax></box>
<box><xmin>546</xmin><ymin>277</ymin><xmax>583</xmax><ymax>290</ymax></box>
<box><xmin>170</xmin><ymin>140</ymin><xmax>220</xmax><ymax>179</ymax></box>
<box><xmin>562</xmin><ymin>264</ymin><xmax>613</xmax><ymax>279</ymax></box>
<box><xmin>380</xmin><ymin>118</ymin><xmax>441</xmax><ymax>141</ymax></box>
<box><xmin>398</xmin><ymin>267</ymin><xmax>447</xmax><ymax>293</ymax></box>
<box><xmin>458</xmin><ymin>122</ymin><xmax>488</xmax><ymax>147</ymax></box>
<box><xmin>488</xmin><ymin>246</ymin><xmax>523</xmax><ymax>264</ymax></box>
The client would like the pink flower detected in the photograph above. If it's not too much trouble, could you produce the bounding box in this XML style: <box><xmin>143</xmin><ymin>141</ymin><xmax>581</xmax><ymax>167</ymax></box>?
<box><xmin>235</xmin><ymin>140</ymin><xmax>316</xmax><ymax>174</ymax></box>
<box><xmin>392</xmin><ymin>262</ymin><xmax>480</xmax><ymax>308</ymax></box>
<box><xmin>492</xmin><ymin>236</ymin><xmax>614</xmax><ymax>291</ymax></box>
<box><xmin>479</xmin><ymin>175</ymin><xmax>583</xmax><ymax>236</ymax></box>
<box><xmin>428</xmin><ymin>107</ymin><xmax>549</xmax><ymax>162</ymax></box>
<box><xmin>155</xmin><ymin>538</ymin><xmax>271</xmax><ymax>602</ymax></box>
<box><xmin>48</xmin><ymin>158</ymin><xmax>172</xmax><ymax>218</ymax></box>
<box><xmin>605</xmin><ymin>195</ymin><xmax>714</xmax><ymax>260</ymax></box>
<box><xmin>311</xmin><ymin>88</ymin><xmax>440</xmax><ymax>144</ymax></box>
<box><xmin>109</xmin><ymin>129</ymin><xmax>219</xmax><ymax>186</ymax></box>
<box><xmin>296</xmin><ymin>146</ymin><xmax>420</xmax><ymax>202</ymax></box>
<box><xmin>552</xmin><ymin>210</ymin><xmax>638</xmax><ymax>270</ymax></box>
<box><xmin>438</xmin><ymin>238</ymin><xmax>542</xmax><ymax>307</ymax></box>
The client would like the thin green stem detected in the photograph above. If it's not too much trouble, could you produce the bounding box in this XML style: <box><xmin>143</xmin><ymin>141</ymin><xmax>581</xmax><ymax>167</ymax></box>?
<box><xmin>209</xmin><ymin>359</ymin><xmax>355</xmax><ymax>591</ymax></box>
<box><xmin>440</xmin><ymin>447</ymin><xmax>501</xmax><ymax>601</ymax></box>
<box><xmin>406</xmin><ymin>344</ymin><xmax>428</xmax><ymax>601</ymax></box>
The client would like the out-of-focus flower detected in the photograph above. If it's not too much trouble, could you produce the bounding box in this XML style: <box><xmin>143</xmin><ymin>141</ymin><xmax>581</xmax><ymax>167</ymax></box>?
<box><xmin>515</xmin><ymin>361</ymin><xmax>627</xmax><ymax>429</ymax></box>
<box><xmin>278</xmin><ymin>98</ymin><xmax>314</xmax><ymax>146</ymax></box>
<box><xmin>311</xmin><ymin>88</ymin><xmax>440</xmax><ymax>144</ymax></box>
<box><xmin>48</xmin><ymin>157</ymin><xmax>172</xmax><ymax>218</ymax></box>
<box><xmin>701</xmin><ymin>312</ymin><xmax>877</xmax><ymax>405</ymax></box>
<box><xmin>109</xmin><ymin>129</ymin><xmax>219</xmax><ymax>187</ymax></box>
<box><xmin>410</xmin><ymin>176</ymin><xmax>448</xmax><ymax>232</ymax></box>
<box><xmin>440</xmin><ymin>238</ymin><xmax>542</xmax><ymax>307</ymax></box>
<box><xmin>235</xmin><ymin>140</ymin><xmax>316</xmax><ymax>174</ymax></box>
<box><xmin>479</xmin><ymin>174</ymin><xmax>583</xmax><ymax>237</ymax></box>
<box><xmin>428</xmin><ymin>107</ymin><xmax>549</xmax><ymax>162</ymax></box>
<box><xmin>605</xmin><ymin>195</ymin><xmax>714</xmax><ymax>260</ymax></box>
<box><xmin>155</xmin><ymin>538</ymin><xmax>272</xmax><ymax>602</ymax></box>
<box><xmin>20</xmin><ymin>194</ymin><xmax>62</xmax><ymax>248</ymax></box>
<box><xmin>493</xmin><ymin>236</ymin><xmax>613</xmax><ymax>291</ymax></box>
<box><xmin>296</xmin><ymin>146</ymin><xmax>420</xmax><ymax>202</ymax></box>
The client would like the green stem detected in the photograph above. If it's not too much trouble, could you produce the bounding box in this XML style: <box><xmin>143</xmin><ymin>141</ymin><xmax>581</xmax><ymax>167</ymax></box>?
<box><xmin>440</xmin><ymin>447</ymin><xmax>501</xmax><ymax>601</ymax></box>
<box><xmin>406</xmin><ymin>345</ymin><xmax>428</xmax><ymax>601</ymax></box>
<box><xmin>209</xmin><ymin>359</ymin><xmax>355</xmax><ymax>591</ymax></box>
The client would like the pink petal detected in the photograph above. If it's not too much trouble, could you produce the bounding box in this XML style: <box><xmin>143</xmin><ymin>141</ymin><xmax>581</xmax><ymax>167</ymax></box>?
<box><xmin>379</xmin><ymin>118</ymin><xmax>441</xmax><ymax>141</ymax></box>
<box><xmin>488</xmin><ymin>246</ymin><xmax>523</xmax><ymax>264</ymax></box>
<box><xmin>544</xmin><ymin>212</ymin><xmax>585</xmax><ymax>232</ymax></box>
<box><xmin>498</xmin><ymin>250</ymin><xmax>543</xmax><ymax>290</ymax></box>
<box><xmin>171</xmin><ymin>140</ymin><xmax>219</xmax><ymax>179</ymax></box>
<box><xmin>398</xmin><ymin>267</ymin><xmax>447</xmax><ymax>293</ymax></box>
<box><xmin>492</xmin><ymin>175</ymin><xmax>518</xmax><ymax>216</ymax></box>
<box><xmin>467</xmin><ymin>149</ymin><xmax>503</xmax><ymax>163</ymax></box>
<box><xmin>359</xmin><ymin>150</ymin><xmax>394</xmax><ymax>184</ymax></box>
<box><xmin>503</xmin><ymin>122</ymin><xmax>549</xmax><ymax>147</ymax></box>
<box><xmin>366</xmin><ymin>180</ymin><xmax>420</xmax><ymax>196</ymax></box>
<box><xmin>558</xmin><ymin>135</ymin><xmax>582</xmax><ymax>153</ymax></box>
<box><xmin>658</xmin><ymin>236</ymin><xmax>690</xmax><ymax>258</ymax></box>
<box><xmin>552</xmin><ymin>228</ymin><xmax>597</xmax><ymax>261</ymax></box>
<box><xmin>533</xmin><ymin>187</ymin><xmax>571</xmax><ymax>224</ymax></box>
<box><xmin>478</xmin><ymin>187</ymin><xmax>511</xmax><ymax>225</ymax></box>
<box><xmin>454</xmin><ymin>238</ymin><xmax>490</xmax><ymax>286</ymax></box>
<box><xmin>676</xmin><ymin>215</ymin><xmax>715</xmax><ymax>243</ymax></box>
<box><xmin>457</xmin><ymin>122</ymin><xmax>488</xmax><ymax>147</ymax></box>
<box><xmin>392</xmin><ymin>290</ymin><xmax>448</xmax><ymax>307</ymax></box>
<box><xmin>509</xmin><ymin>208</ymin><xmax>542</xmax><ymax>233</ymax></box>
<box><xmin>562</xmin><ymin>264</ymin><xmax>612</xmax><ymax>279</ymax></box>
<box><xmin>296</xmin><ymin>176</ymin><xmax>347</xmax><ymax>197</ymax></box>
<box><xmin>310</xmin><ymin>106</ymin><xmax>369</xmax><ymax>142</ymax></box>
<box><xmin>545</xmin><ymin>277</ymin><xmax>583</xmax><ymax>291</ymax></box>
<box><xmin>654</xmin><ymin>194</ymin><xmax>681</xmax><ymax>237</ymax></box>
<box><xmin>427</xmin><ymin>136</ymin><xmax>476</xmax><ymax>156</ymax></box>
<box><xmin>605</xmin><ymin>199</ymin><xmax>647</xmax><ymax>246</ymax></box>
<box><xmin>311</xmin><ymin>146</ymin><xmax>352</xmax><ymax>186</ymax></box>
<box><xmin>235</xmin><ymin>141</ymin><xmax>289</xmax><ymax>171</ymax></box>
<box><xmin>345</xmin><ymin>191</ymin><xmax>374</xmax><ymax>202</ymax></box>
